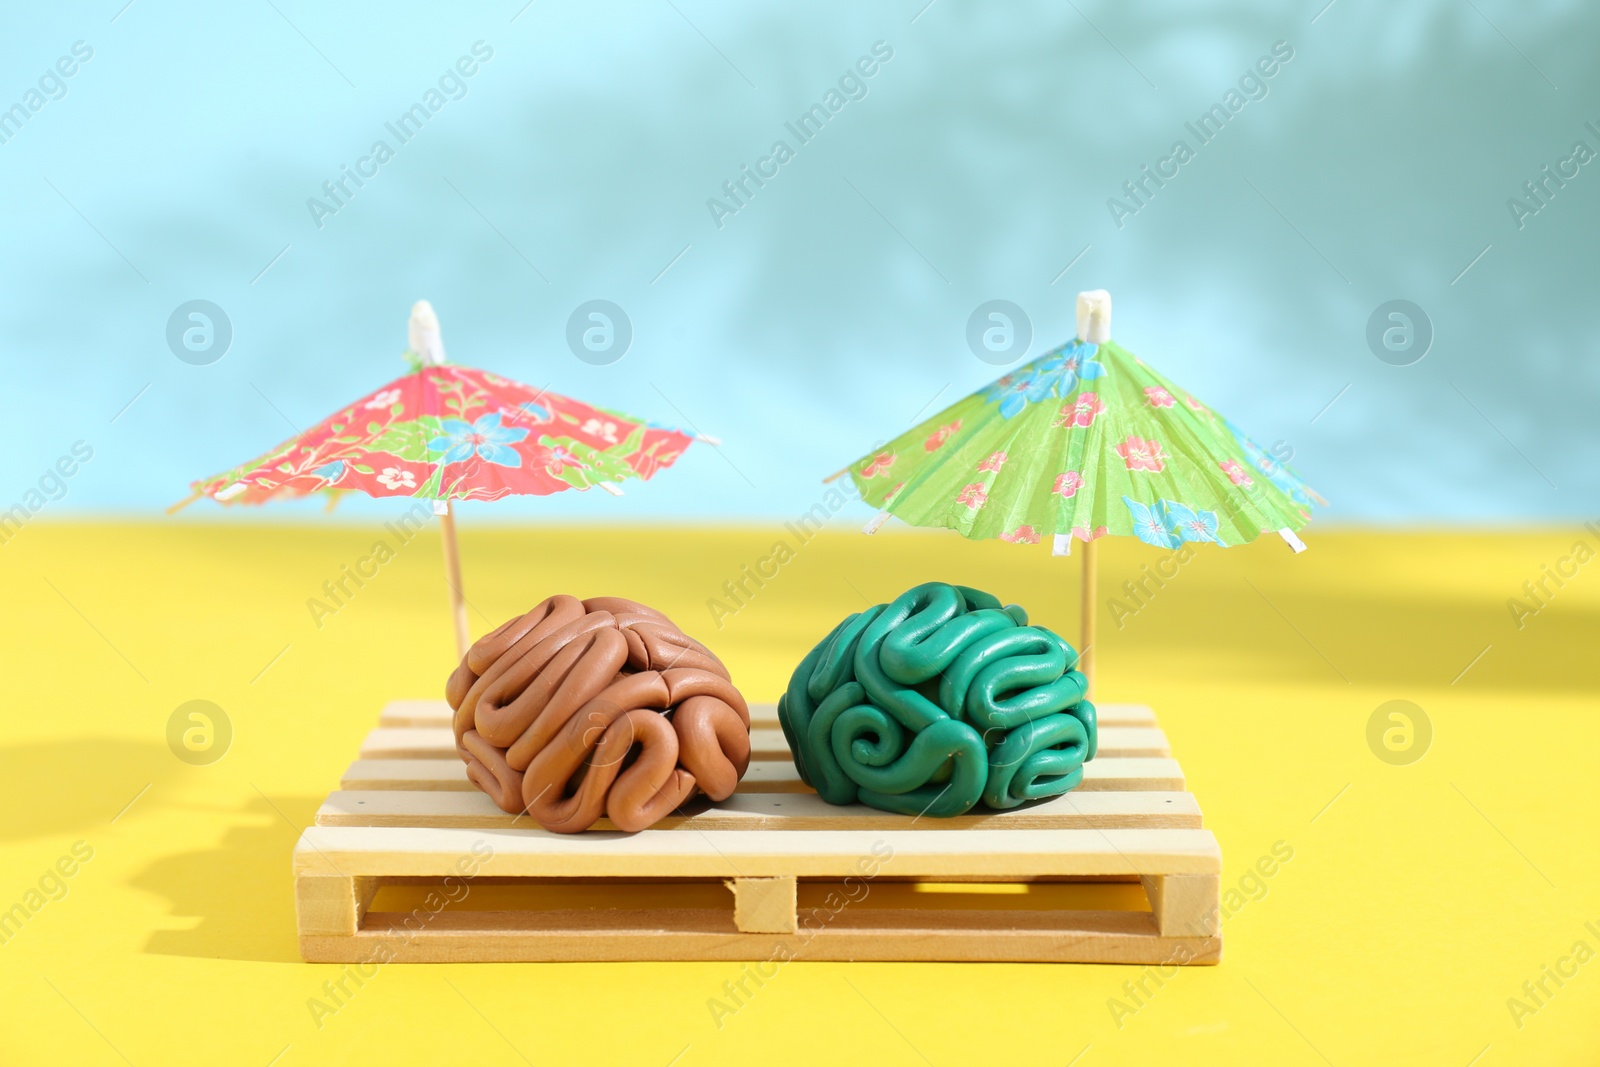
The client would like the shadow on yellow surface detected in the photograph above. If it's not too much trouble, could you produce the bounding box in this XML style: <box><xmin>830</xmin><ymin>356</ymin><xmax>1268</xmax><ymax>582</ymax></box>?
<box><xmin>129</xmin><ymin>795</ymin><xmax>317</xmax><ymax>965</ymax></box>
<box><xmin>0</xmin><ymin>739</ymin><xmax>173</xmax><ymax>843</ymax></box>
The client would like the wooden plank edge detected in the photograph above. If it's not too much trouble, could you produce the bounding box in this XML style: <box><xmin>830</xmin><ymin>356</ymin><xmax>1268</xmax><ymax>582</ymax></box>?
<box><xmin>338</xmin><ymin>757</ymin><xmax>1186</xmax><ymax>795</ymax></box>
<box><xmin>293</xmin><ymin>826</ymin><xmax>1222</xmax><ymax>879</ymax></box>
<box><xmin>301</xmin><ymin>919</ymin><xmax>1220</xmax><ymax>965</ymax></box>
<box><xmin>314</xmin><ymin>789</ymin><xmax>1204</xmax><ymax>832</ymax></box>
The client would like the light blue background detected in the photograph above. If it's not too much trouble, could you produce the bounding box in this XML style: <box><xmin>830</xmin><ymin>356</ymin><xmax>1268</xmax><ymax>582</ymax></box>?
<box><xmin>2</xmin><ymin>0</ymin><xmax>1595</xmax><ymax>524</ymax></box>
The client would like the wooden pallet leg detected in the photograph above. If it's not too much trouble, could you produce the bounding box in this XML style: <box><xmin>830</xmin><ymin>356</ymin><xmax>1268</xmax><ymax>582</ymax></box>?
<box><xmin>728</xmin><ymin>876</ymin><xmax>797</xmax><ymax>934</ymax></box>
<box><xmin>1141</xmin><ymin>873</ymin><xmax>1219</xmax><ymax>937</ymax></box>
<box><xmin>297</xmin><ymin>874</ymin><xmax>380</xmax><ymax>936</ymax></box>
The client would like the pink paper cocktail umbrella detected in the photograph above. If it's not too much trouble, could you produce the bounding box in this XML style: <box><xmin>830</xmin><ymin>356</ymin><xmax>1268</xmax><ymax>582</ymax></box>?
<box><xmin>173</xmin><ymin>302</ymin><xmax>708</xmax><ymax>656</ymax></box>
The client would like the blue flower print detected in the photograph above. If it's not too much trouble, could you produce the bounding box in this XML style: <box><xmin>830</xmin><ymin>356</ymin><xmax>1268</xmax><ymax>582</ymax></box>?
<box><xmin>983</xmin><ymin>343</ymin><xmax>1107</xmax><ymax>419</ymax></box>
<box><xmin>1124</xmin><ymin>497</ymin><xmax>1181</xmax><ymax>549</ymax></box>
<box><xmin>1223</xmin><ymin>419</ymin><xmax>1313</xmax><ymax>506</ymax></box>
<box><xmin>428</xmin><ymin>411</ymin><xmax>529</xmax><ymax>467</ymax></box>
<box><xmin>983</xmin><ymin>366</ymin><xmax>1052</xmax><ymax>419</ymax></box>
<box><xmin>312</xmin><ymin>460</ymin><xmax>346</xmax><ymax>482</ymax></box>
<box><xmin>1163</xmin><ymin>502</ymin><xmax>1224</xmax><ymax>545</ymax></box>
<box><xmin>517</xmin><ymin>400</ymin><xmax>552</xmax><ymax>422</ymax></box>
<box><xmin>1039</xmin><ymin>343</ymin><xmax>1105</xmax><ymax>398</ymax></box>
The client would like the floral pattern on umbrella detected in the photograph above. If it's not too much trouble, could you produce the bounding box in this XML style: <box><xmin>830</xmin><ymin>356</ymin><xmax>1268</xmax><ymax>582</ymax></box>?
<box><xmin>842</xmin><ymin>338</ymin><xmax>1322</xmax><ymax>549</ymax></box>
<box><xmin>192</xmin><ymin>363</ymin><xmax>693</xmax><ymax>505</ymax></box>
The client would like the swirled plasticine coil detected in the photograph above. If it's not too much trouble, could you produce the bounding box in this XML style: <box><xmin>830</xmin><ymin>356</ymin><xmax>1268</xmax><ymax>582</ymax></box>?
<box><xmin>778</xmin><ymin>582</ymin><xmax>1097</xmax><ymax>817</ymax></box>
<box><xmin>446</xmin><ymin>595</ymin><xmax>750</xmax><ymax>833</ymax></box>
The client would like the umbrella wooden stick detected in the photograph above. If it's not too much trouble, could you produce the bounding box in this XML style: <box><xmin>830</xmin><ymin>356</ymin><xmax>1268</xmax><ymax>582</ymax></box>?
<box><xmin>439</xmin><ymin>499</ymin><xmax>470</xmax><ymax>660</ymax></box>
<box><xmin>1080</xmin><ymin>537</ymin><xmax>1097</xmax><ymax>700</ymax></box>
<box><xmin>166</xmin><ymin>489</ymin><xmax>201</xmax><ymax>515</ymax></box>
<box><xmin>409</xmin><ymin>300</ymin><xmax>472</xmax><ymax>660</ymax></box>
<box><xmin>1074</xmin><ymin>288</ymin><xmax>1112</xmax><ymax>702</ymax></box>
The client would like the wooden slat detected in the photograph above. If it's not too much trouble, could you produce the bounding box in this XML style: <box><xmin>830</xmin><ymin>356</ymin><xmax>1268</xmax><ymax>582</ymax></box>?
<box><xmin>377</xmin><ymin>699</ymin><xmax>457</xmax><ymax>726</ymax></box>
<box><xmin>294</xmin><ymin>825</ymin><xmax>1221</xmax><ymax>879</ymax></box>
<box><xmin>718</xmin><ymin>759</ymin><xmax>822</xmax><ymax>793</ymax></box>
<box><xmin>378</xmin><ymin>700</ymin><xmax>1161</xmax><ymax>729</ymax></box>
<box><xmin>359</xmin><ymin>727</ymin><xmax>459</xmax><ymax>759</ymax></box>
<box><xmin>337</xmin><ymin>758</ymin><xmax>817</xmax><ymax>794</ymax></box>
<box><xmin>358</xmin><ymin>724</ymin><xmax>1170</xmax><ymax>761</ymax></box>
<box><xmin>340</xmin><ymin>755</ymin><xmax>1184</xmax><ymax>794</ymax></box>
<box><xmin>315</xmin><ymin>789</ymin><xmax>1203</xmax><ymax>831</ymax></box>
<box><xmin>342</xmin><ymin>759</ymin><xmax>478</xmax><ymax>791</ymax></box>
<box><xmin>303</xmin><ymin>907</ymin><xmax>1220</xmax><ymax>964</ymax></box>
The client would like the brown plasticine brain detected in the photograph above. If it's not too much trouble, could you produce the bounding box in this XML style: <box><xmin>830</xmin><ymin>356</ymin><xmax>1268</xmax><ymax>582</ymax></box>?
<box><xmin>445</xmin><ymin>595</ymin><xmax>751</xmax><ymax>833</ymax></box>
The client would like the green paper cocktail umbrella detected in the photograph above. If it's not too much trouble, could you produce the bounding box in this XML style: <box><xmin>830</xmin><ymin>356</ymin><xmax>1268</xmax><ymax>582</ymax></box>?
<box><xmin>830</xmin><ymin>291</ymin><xmax>1324</xmax><ymax>695</ymax></box>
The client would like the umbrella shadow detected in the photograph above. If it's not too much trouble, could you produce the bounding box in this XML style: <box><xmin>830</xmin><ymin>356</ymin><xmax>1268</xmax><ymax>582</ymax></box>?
<box><xmin>0</xmin><ymin>739</ymin><xmax>174</xmax><ymax>842</ymax></box>
<box><xmin>787</xmin><ymin>532</ymin><xmax>1600</xmax><ymax>695</ymax></box>
<box><xmin>1086</xmin><ymin>565</ymin><xmax>1600</xmax><ymax>695</ymax></box>
<box><xmin>130</xmin><ymin>794</ymin><xmax>320</xmax><ymax>965</ymax></box>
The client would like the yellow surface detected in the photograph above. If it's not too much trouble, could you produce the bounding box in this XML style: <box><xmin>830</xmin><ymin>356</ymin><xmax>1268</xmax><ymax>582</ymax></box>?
<box><xmin>1</xmin><ymin>521</ymin><xmax>1597</xmax><ymax>1065</ymax></box>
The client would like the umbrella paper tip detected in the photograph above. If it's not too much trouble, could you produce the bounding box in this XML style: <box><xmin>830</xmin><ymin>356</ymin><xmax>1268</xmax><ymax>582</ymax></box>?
<box><xmin>408</xmin><ymin>300</ymin><xmax>446</xmax><ymax>365</ymax></box>
<box><xmin>1076</xmin><ymin>290</ymin><xmax>1112</xmax><ymax>344</ymax></box>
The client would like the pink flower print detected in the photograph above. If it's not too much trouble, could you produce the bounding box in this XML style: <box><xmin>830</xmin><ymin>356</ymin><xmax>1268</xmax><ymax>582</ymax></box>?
<box><xmin>376</xmin><ymin>467</ymin><xmax>416</xmax><ymax>491</ymax></box>
<box><xmin>364</xmin><ymin>388</ymin><xmax>402</xmax><ymax>410</ymax></box>
<box><xmin>1055</xmin><ymin>391</ymin><xmax>1104</xmax><ymax>428</ymax></box>
<box><xmin>924</xmin><ymin>420</ymin><xmax>962</xmax><ymax>452</ymax></box>
<box><xmin>1116</xmin><ymin>435</ymin><xmax>1167</xmax><ymax>473</ymax></box>
<box><xmin>1219</xmin><ymin>459</ymin><xmax>1254</xmax><ymax>487</ymax></box>
<box><xmin>1053</xmin><ymin>471</ymin><xmax>1084</xmax><ymax>498</ymax></box>
<box><xmin>978</xmin><ymin>451</ymin><xmax>1007</xmax><ymax>473</ymax></box>
<box><xmin>1144</xmin><ymin>386</ymin><xmax>1176</xmax><ymax>408</ymax></box>
<box><xmin>1072</xmin><ymin>524</ymin><xmax>1109</xmax><ymax>542</ymax></box>
<box><xmin>529</xmin><ymin>443</ymin><xmax>586</xmax><ymax>473</ymax></box>
<box><xmin>1184</xmin><ymin>395</ymin><xmax>1206</xmax><ymax>412</ymax></box>
<box><xmin>1000</xmin><ymin>525</ymin><xmax>1040</xmax><ymax>545</ymax></box>
<box><xmin>861</xmin><ymin>451</ymin><xmax>895</xmax><ymax>478</ymax></box>
<box><xmin>956</xmin><ymin>482</ymin><xmax>987</xmax><ymax>510</ymax></box>
<box><xmin>580</xmin><ymin>417</ymin><xmax>620</xmax><ymax>444</ymax></box>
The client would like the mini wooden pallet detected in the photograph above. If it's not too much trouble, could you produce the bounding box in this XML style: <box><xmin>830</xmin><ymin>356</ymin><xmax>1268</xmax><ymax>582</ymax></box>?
<box><xmin>295</xmin><ymin>700</ymin><xmax>1221</xmax><ymax>964</ymax></box>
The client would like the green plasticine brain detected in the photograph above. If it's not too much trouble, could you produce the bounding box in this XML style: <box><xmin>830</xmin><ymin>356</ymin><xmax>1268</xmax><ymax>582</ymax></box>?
<box><xmin>777</xmin><ymin>582</ymin><xmax>1097</xmax><ymax>817</ymax></box>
